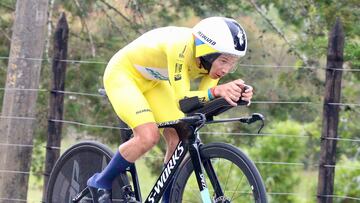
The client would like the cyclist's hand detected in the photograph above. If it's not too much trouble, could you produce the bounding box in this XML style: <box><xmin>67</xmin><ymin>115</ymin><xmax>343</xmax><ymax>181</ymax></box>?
<box><xmin>214</xmin><ymin>79</ymin><xmax>244</xmax><ymax>106</ymax></box>
<box><xmin>240</xmin><ymin>85</ymin><xmax>253</xmax><ymax>106</ymax></box>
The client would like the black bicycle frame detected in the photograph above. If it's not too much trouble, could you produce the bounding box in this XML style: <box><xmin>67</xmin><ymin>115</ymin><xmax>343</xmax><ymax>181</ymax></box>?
<box><xmin>144</xmin><ymin>142</ymin><xmax>213</xmax><ymax>203</ymax></box>
<box><xmin>143</xmin><ymin>140</ymin><xmax>187</xmax><ymax>203</ymax></box>
<box><xmin>126</xmin><ymin>122</ymin><xmax>215</xmax><ymax>203</ymax></box>
<box><xmin>121</xmin><ymin>112</ymin><xmax>264</xmax><ymax>203</ymax></box>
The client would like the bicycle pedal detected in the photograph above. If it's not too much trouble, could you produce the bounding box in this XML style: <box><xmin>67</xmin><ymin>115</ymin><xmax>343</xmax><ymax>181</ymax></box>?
<box><xmin>72</xmin><ymin>187</ymin><xmax>90</xmax><ymax>202</ymax></box>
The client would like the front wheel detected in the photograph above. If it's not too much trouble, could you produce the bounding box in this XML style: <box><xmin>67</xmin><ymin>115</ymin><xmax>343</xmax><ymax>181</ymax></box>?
<box><xmin>170</xmin><ymin>143</ymin><xmax>267</xmax><ymax>203</ymax></box>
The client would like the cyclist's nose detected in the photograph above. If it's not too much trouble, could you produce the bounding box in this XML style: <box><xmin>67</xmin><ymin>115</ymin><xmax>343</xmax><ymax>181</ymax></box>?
<box><xmin>221</xmin><ymin>65</ymin><xmax>231</xmax><ymax>74</ymax></box>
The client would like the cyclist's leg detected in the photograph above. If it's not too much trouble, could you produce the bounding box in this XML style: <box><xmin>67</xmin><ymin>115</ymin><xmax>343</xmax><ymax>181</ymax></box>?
<box><xmin>163</xmin><ymin>128</ymin><xmax>179</xmax><ymax>162</ymax></box>
<box><xmin>161</xmin><ymin>128</ymin><xmax>180</xmax><ymax>203</ymax></box>
<box><xmin>87</xmin><ymin>124</ymin><xmax>159</xmax><ymax>189</ymax></box>
<box><xmin>144</xmin><ymin>80</ymin><xmax>184</xmax><ymax>162</ymax></box>
<box><xmin>144</xmin><ymin>81</ymin><xmax>184</xmax><ymax>203</ymax></box>
<box><xmin>87</xmin><ymin>59</ymin><xmax>160</xmax><ymax>202</ymax></box>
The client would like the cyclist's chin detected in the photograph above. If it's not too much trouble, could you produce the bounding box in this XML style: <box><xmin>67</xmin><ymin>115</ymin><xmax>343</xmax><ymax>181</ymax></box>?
<box><xmin>209</xmin><ymin>73</ymin><xmax>221</xmax><ymax>79</ymax></box>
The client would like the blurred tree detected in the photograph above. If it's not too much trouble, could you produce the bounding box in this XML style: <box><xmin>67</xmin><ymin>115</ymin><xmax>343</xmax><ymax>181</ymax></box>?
<box><xmin>0</xmin><ymin>1</ymin><xmax>358</xmax><ymax>201</ymax></box>
<box><xmin>250</xmin><ymin>120</ymin><xmax>307</xmax><ymax>202</ymax></box>
<box><xmin>333</xmin><ymin>156</ymin><xmax>360</xmax><ymax>202</ymax></box>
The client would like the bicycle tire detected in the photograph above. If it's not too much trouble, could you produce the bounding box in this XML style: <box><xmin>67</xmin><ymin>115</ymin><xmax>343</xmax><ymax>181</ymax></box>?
<box><xmin>46</xmin><ymin>141</ymin><xmax>129</xmax><ymax>203</ymax></box>
<box><xmin>170</xmin><ymin>143</ymin><xmax>267</xmax><ymax>203</ymax></box>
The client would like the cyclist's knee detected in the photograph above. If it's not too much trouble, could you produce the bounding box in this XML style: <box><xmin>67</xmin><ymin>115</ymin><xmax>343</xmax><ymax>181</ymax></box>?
<box><xmin>133</xmin><ymin>123</ymin><xmax>160</xmax><ymax>151</ymax></box>
<box><xmin>164</xmin><ymin>128</ymin><xmax>179</xmax><ymax>149</ymax></box>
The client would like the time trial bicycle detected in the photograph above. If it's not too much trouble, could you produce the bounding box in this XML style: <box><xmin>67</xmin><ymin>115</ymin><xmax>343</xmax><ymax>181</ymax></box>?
<box><xmin>46</xmin><ymin>92</ymin><xmax>267</xmax><ymax>203</ymax></box>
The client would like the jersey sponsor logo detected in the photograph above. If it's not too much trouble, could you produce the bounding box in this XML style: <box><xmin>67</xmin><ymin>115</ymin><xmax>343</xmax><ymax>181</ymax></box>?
<box><xmin>178</xmin><ymin>45</ymin><xmax>186</xmax><ymax>58</ymax></box>
<box><xmin>174</xmin><ymin>63</ymin><xmax>182</xmax><ymax>81</ymax></box>
<box><xmin>136</xmin><ymin>109</ymin><xmax>151</xmax><ymax>114</ymax></box>
<box><xmin>197</xmin><ymin>31</ymin><xmax>216</xmax><ymax>46</ymax></box>
<box><xmin>175</xmin><ymin>63</ymin><xmax>183</xmax><ymax>73</ymax></box>
<box><xmin>147</xmin><ymin>143</ymin><xmax>185</xmax><ymax>203</ymax></box>
<box><xmin>174</xmin><ymin>74</ymin><xmax>182</xmax><ymax>81</ymax></box>
<box><xmin>134</xmin><ymin>65</ymin><xmax>169</xmax><ymax>81</ymax></box>
<box><xmin>145</xmin><ymin>68</ymin><xmax>168</xmax><ymax>80</ymax></box>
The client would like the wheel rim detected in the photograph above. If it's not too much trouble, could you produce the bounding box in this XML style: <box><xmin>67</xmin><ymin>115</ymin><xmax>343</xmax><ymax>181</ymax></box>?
<box><xmin>47</xmin><ymin>143</ymin><xmax>126</xmax><ymax>203</ymax></box>
<box><xmin>49</xmin><ymin>148</ymin><xmax>110</xmax><ymax>202</ymax></box>
<box><xmin>180</xmin><ymin>157</ymin><xmax>257</xmax><ymax>203</ymax></box>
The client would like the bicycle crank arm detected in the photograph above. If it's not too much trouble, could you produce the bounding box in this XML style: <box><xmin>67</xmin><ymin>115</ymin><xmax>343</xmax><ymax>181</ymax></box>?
<box><xmin>72</xmin><ymin>187</ymin><xmax>90</xmax><ymax>202</ymax></box>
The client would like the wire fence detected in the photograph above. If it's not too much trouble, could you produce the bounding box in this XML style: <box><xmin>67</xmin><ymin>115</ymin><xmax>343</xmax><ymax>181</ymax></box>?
<box><xmin>1</xmin><ymin>114</ymin><xmax>360</xmax><ymax>169</ymax></box>
<box><xmin>0</xmin><ymin>121</ymin><xmax>359</xmax><ymax>147</ymax></box>
<box><xmin>1</xmin><ymin>55</ymin><xmax>360</xmax><ymax>72</ymax></box>
<box><xmin>1</xmin><ymin>87</ymin><xmax>360</xmax><ymax>108</ymax></box>
<box><xmin>1</xmin><ymin>57</ymin><xmax>359</xmax><ymax>202</ymax></box>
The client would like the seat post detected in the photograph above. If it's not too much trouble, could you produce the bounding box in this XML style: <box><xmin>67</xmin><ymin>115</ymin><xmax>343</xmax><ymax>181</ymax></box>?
<box><xmin>118</xmin><ymin>118</ymin><xmax>132</xmax><ymax>143</ymax></box>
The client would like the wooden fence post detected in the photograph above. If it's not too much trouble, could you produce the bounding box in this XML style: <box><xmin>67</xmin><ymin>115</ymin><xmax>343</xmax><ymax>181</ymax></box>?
<box><xmin>317</xmin><ymin>18</ymin><xmax>344</xmax><ymax>203</ymax></box>
<box><xmin>42</xmin><ymin>13</ymin><xmax>69</xmax><ymax>202</ymax></box>
<box><xmin>0</xmin><ymin>0</ymin><xmax>48</xmax><ymax>200</ymax></box>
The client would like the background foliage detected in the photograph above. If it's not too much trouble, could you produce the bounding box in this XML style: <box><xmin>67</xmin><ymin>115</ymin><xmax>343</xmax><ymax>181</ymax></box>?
<box><xmin>0</xmin><ymin>0</ymin><xmax>359</xmax><ymax>202</ymax></box>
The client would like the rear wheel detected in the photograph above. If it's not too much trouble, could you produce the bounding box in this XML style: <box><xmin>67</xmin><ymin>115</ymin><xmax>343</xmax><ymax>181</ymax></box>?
<box><xmin>170</xmin><ymin>143</ymin><xmax>267</xmax><ymax>203</ymax></box>
<box><xmin>46</xmin><ymin>141</ymin><xmax>129</xmax><ymax>203</ymax></box>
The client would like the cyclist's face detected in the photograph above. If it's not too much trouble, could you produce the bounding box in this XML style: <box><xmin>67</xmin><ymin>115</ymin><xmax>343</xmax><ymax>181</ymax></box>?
<box><xmin>209</xmin><ymin>54</ymin><xmax>239</xmax><ymax>79</ymax></box>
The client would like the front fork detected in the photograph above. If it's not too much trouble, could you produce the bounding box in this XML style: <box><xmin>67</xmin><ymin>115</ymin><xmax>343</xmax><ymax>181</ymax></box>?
<box><xmin>189</xmin><ymin>142</ymin><xmax>213</xmax><ymax>203</ymax></box>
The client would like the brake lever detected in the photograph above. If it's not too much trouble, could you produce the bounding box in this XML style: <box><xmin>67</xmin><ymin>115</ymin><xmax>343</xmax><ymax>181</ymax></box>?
<box><xmin>257</xmin><ymin>118</ymin><xmax>265</xmax><ymax>134</ymax></box>
<box><xmin>239</xmin><ymin>113</ymin><xmax>265</xmax><ymax>134</ymax></box>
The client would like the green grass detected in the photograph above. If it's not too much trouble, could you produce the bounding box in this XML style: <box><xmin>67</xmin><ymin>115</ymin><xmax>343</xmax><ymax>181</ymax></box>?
<box><xmin>27</xmin><ymin>174</ymin><xmax>43</xmax><ymax>202</ymax></box>
<box><xmin>294</xmin><ymin>170</ymin><xmax>318</xmax><ymax>203</ymax></box>
<box><xmin>134</xmin><ymin>157</ymin><xmax>161</xmax><ymax>199</ymax></box>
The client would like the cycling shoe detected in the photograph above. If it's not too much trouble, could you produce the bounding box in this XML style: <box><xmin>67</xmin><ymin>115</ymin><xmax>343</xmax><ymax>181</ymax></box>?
<box><xmin>121</xmin><ymin>185</ymin><xmax>140</xmax><ymax>203</ymax></box>
<box><xmin>88</xmin><ymin>186</ymin><xmax>112</xmax><ymax>203</ymax></box>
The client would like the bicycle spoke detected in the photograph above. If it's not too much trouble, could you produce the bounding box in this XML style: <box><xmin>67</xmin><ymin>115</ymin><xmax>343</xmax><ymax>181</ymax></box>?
<box><xmin>216</xmin><ymin>157</ymin><xmax>221</xmax><ymax>174</ymax></box>
<box><xmin>223</xmin><ymin>162</ymin><xmax>234</xmax><ymax>194</ymax></box>
<box><xmin>183</xmin><ymin>188</ymin><xmax>204</xmax><ymax>203</ymax></box>
<box><xmin>231</xmin><ymin>189</ymin><xmax>254</xmax><ymax>202</ymax></box>
<box><xmin>230</xmin><ymin>168</ymin><xmax>246</xmax><ymax>201</ymax></box>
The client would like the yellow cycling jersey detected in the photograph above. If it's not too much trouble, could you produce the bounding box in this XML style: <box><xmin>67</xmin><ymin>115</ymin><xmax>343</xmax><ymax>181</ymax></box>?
<box><xmin>104</xmin><ymin>26</ymin><xmax>219</xmax><ymax>128</ymax></box>
<box><xmin>119</xmin><ymin>26</ymin><xmax>219</xmax><ymax>102</ymax></box>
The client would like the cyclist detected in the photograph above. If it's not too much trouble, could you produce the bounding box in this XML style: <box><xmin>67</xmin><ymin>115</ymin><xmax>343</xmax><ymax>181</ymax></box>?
<box><xmin>87</xmin><ymin>16</ymin><xmax>253</xmax><ymax>203</ymax></box>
